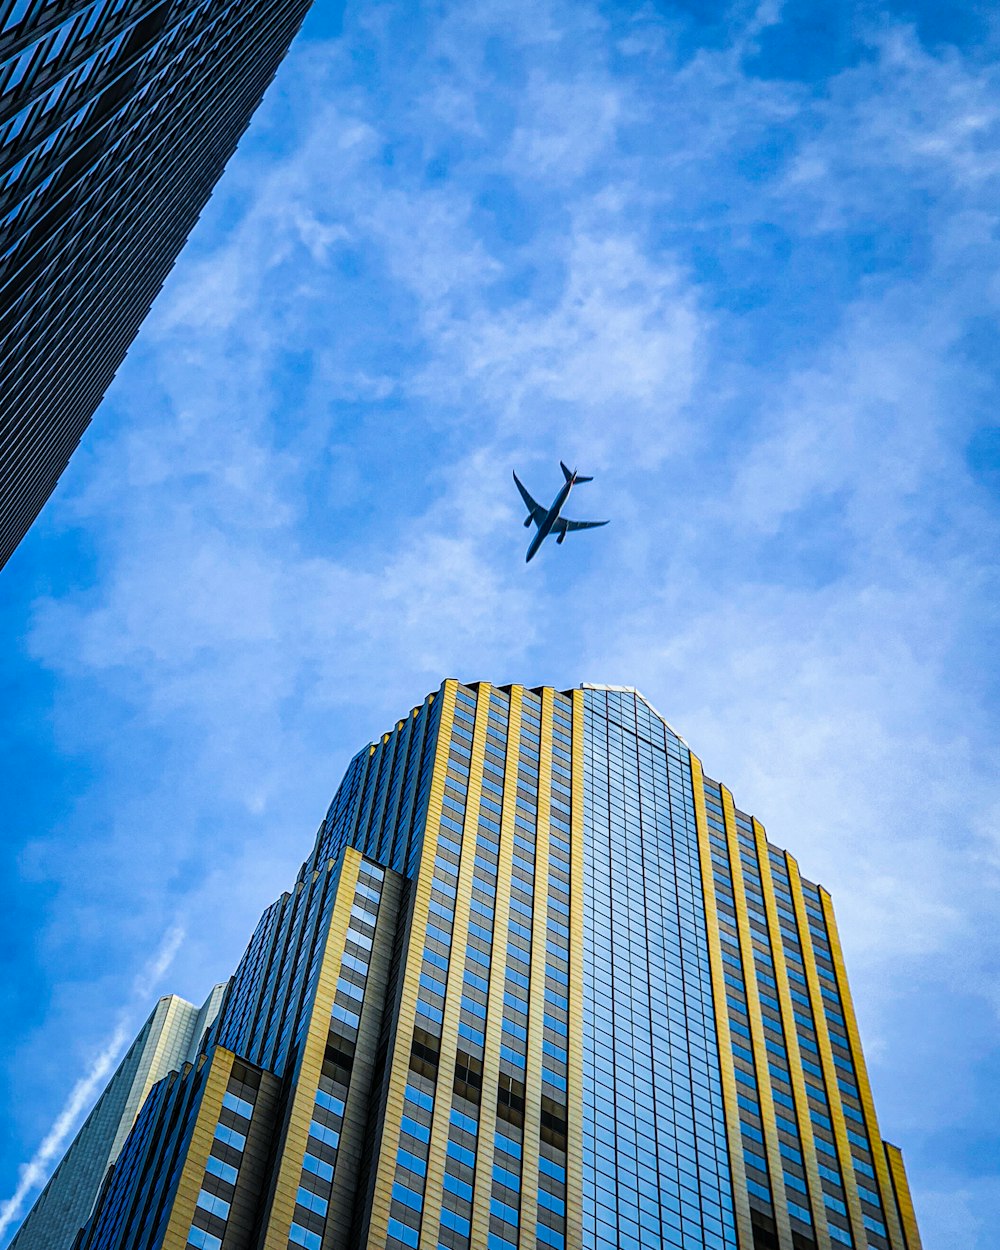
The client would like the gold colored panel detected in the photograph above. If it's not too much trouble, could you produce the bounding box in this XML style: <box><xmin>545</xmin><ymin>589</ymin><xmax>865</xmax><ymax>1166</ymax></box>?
<box><xmin>325</xmin><ymin>867</ymin><xmax>405</xmax><ymax>1245</ymax></box>
<box><xmin>469</xmin><ymin>686</ymin><xmax>525</xmax><ymax>1250</ymax></box>
<box><xmin>785</xmin><ymin>856</ymin><xmax>868</xmax><ymax>1248</ymax></box>
<box><xmin>819</xmin><ymin>889</ymin><xmax>906</xmax><ymax>1249</ymax></box>
<box><xmin>258</xmin><ymin>848</ymin><xmax>363</xmax><ymax>1247</ymax></box>
<box><xmin>565</xmin><ymin>688</ymin><xmax>585</xmax><ymax>1250</ymax></box>
<box><xmin>885</xmin><ymin>1141</ymin><xmax>923</xmax><ymax>1250</ymax></box>
<box><xmin>160</xmin><ymin>1048</ymin><xmax>236</xmax><ymax>1250</ymax></box>
<box><xmin>718</xmin><ymin>785</ymin><xmax>794</xmax><ymax>1250</ymax></box>
<box><xmin>366</xmin><ymin>679</ymin><xmax>458</xmax><ymax>1249</ymax></box>
<box><xmin>749</xmin><ymin>819</ymin><xmax>831</xmax><ymax>1250</ymax></box>
<box><xmin>518</xmin><ymin>686</ymin><xmax>557</xmax><ymax>1250</ymax></box>
<box><xmin>690</xmin><ymin>757</ymin><xmax>755</xmax><ymax>1250</ymax></box>
<box><xmin>418</xmin><ymin>682</ymin><xmax>493</xmax><ymax>1250</ymax></box>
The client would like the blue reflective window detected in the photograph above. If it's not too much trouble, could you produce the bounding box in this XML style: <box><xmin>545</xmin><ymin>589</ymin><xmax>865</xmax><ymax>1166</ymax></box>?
<box><xmin>387</xmin><ymin>1217</ymin><xmax>419</xmax><ymax>1247</ymax></box>
<box><xmin>196</xmin><ymin>1190</ymin><xmax>230</xmax><ymax>1220</ymax></box>
<box><xmin>187</xmin><ymin>1228</ymin><xmax>222</xmax><ymax>1250</ymax></box>
<box><xmin>205</xmin><ymin>1155</ymin><xmax>237</xmax><ymax>1185</ymax></box>
<box><xmin>221</xmin><ymin>1091</ymin><xmax>253</xmax><ymax>1119</ymax></box>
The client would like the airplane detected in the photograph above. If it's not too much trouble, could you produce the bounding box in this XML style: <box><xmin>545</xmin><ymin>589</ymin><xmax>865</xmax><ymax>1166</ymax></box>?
<box><xmin>513</xmin><ymin>461</ymin><xmax>609</xmax><ymax>563</ymax></box>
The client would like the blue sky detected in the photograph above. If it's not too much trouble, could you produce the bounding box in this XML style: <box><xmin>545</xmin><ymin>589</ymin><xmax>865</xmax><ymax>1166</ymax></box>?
<box><xmin>2</xmin><ymin>0</ymin><xmax>999</xmax><ymax>1244</ymax></box>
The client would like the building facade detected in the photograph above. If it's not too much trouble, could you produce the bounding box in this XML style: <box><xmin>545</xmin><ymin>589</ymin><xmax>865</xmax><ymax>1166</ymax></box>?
<box><xmin>10</xmin><ymin>985</ymin><xmax>225</xmax><ymax>1250</ymax></box>
<box><xmin>0</xmin><ymin>0</ymin><xmax>315</xmax><ymax>569</ymax></box>
<box><xmin>48</xmin><ymin>680</ymin><xmax>921</xmax><ymax>1250</ymax></box>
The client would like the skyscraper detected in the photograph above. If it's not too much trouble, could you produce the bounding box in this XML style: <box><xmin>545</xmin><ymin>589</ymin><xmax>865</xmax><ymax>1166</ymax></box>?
<box><xmin>46</xmin><ymin>680</ymin><xmax>922</xmax><ymax>1250</ymax></box>
<box><xmin>10</xmin><ymin>985</ymin><xmax>226</xmax><ymax>1250</ymax></box>
<box><xmin>0</xmin><ymin>0</ymin><xmax>314</xmax><ymax>570</ymax></box>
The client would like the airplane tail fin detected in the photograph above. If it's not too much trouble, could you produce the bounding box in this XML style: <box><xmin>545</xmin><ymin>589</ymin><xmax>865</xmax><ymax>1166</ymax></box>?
<box><xmin>560</xmin><ymin>461</ymin><xmax>573</xmax><ymax>482</ymax></box>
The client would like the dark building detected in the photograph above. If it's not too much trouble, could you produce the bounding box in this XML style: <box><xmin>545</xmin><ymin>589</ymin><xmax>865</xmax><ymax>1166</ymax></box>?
<box><xmin>13</xmin><ymin>680</ymin><xmax>922</xmax><ymax>1250</ymax></box>
<box><xmin>0</xmin><ymin>0</ymin><xmax>313</xmax><ymax>569</ymax></box>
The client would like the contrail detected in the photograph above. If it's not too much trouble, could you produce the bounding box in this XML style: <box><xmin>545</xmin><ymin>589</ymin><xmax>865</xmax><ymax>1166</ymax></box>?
<box><xmin>0</xmin><ymin>923</ymin><xmax>185</xmax><ymax>1244</ymax></box>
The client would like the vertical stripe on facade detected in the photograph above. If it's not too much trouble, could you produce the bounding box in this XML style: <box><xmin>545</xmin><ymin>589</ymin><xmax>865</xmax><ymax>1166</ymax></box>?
<box><xmin>469</xmin><ymin>684</ymin><xmax>525</xmax><ymax>1249</ymax></box>
<box><xmin>750</xmin><ymin>818</ymin><xmax>832</xmax><ymax>1249</ymax></box>
<box><xmin>691</xmin><ymin>754</ymin><xmax>755</xmax><ymax>1249</ymax></box>
<box><xmin>820</xmin><ymin>890</ymin><xmax>906</xmax><ymax>1250</ymax></box>
<box><xmin>257</xmin><ymin>849</ymin><xmax>362</xmax><ymax>1245</ymax></box>
<box><xmin>786</xmin><ymin>854</ymin><xmax>870</xmax><ymax>1248</ymax></box>
<box><xmin>417</xmin><ymin>681</ymin><xmax>493</xmax><ymax>1249</ymax></box>
<box><xmin>884</xmin><ymin>1143</ymin><xmax>922</xmax><ymax>1250</ymax></box>
<box><xmin>718</xmin><ymin>785</ymin><xmax>795</xmax><ymax>1250</ymax></box>
<box><xmin>366</xmin><ymin>678</ymin><xmax>458</xmax><ymax>1248</ymax></box>
<box><xmin>325</xmin><ymin>865</ymin><xmax>404</xmax><ymax>1245</ymax></box>
<box><xmin>566</xmin><ymin>688</ymin><xmax>585</xmax><ymax>1250</ymax></box>
<box><xmin>517</xmin><ymin>685</ymin><xmax>555</xmax><ymax>1249</ymax></box>
<box><xmin>159</xmin><ymin>1049</ymin><xmax>237</xmax><ymax>1249</ymax></box>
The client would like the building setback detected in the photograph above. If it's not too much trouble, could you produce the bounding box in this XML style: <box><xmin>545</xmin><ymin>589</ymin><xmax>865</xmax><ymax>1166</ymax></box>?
<box><xmin>10</xmin><ymin>985</ymin><xmax>225</xmax><ymax>1250</ymax></box>
<box><xmin>0</xmin><ymin>0</ymin><xmax>314</xmax><ymax>570</ymax></box>
<box><xmin>45</xmin><ymin>680</ymin><xmax>920</xmax><ymax>1250</ymax></box>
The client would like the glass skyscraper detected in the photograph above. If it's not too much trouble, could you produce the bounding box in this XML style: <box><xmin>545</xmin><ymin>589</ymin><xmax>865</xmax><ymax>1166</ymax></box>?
<box><xmin>10</xmin><ymin>985</ymin><xmax>226</xmax><ymax>1250</ymax></box>
<box><xmin>20</xmin><ymin>680</ymin><xmax>922</xmax><ymax>1250</ymax></box>
<box><xmin>0</xmin><ymin>0</ymin><xmax>313</xmax><ymax>569</ymax></box>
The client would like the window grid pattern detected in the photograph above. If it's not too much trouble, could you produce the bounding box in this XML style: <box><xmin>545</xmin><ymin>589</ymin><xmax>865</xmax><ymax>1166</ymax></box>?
<box><xmin>312</xmin><ymin>686</ymin><xmax>442</xmax><ymax>880</ymax></box>
<box><xmin>187</xmin><ymin>1065</ymin><xmax>261</xmax><ymax>1250</ymax></box>
<box><xmin>702</xmin><ymin>770</ymin><xmax>912</xmax><ymax>1250</ymax></box>
<box><xmin>212</xmin><ymin>856</ymin><xmax>347</xmax><ymax>1080</ymax></box>
<box><xmin>384</xmin><ymin>682</ymin><xmax>576</xmax><ymax>1250</ymax></box>
<box><xmin>0</xmin><ymin>0</ymin><xmax>313</xmax><ymax>568</ymax></box>
<box><xmin>73</xmin><ymin>1063</ymin><xmax>184</xmax><ymax>1250</ymax></box>
<box><xmin>385</xmin><ymin>684</ymin><xmax>478</xmax><ymax>1250</ymax></box>
<box><xmin>703</xmin><ymin>783</ymin><xmax>790</xmax><ymax>1237</ymax></box>
<box><xmin>582</xmin><ymin>687</ymin><xmax>736</xmax><ymax>1250</ymax></box>
<box><xmin>287</xmin><ymin>861</ymin><xmax>387</xmax><ymax>1250</ymax></box>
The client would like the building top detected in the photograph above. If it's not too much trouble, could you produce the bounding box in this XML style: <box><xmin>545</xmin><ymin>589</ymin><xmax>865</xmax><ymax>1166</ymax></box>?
<box><xmin>579</xmin><ymin>681</ymin><xmax>689</xmax><ymax>746</ymax></box>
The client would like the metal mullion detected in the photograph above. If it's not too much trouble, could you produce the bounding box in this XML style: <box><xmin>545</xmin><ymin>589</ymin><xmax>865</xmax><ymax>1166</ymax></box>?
<box><xmin>517</xmin><ymin>685</ymin><xmax>557</xmax><ymax>1250</ymax></box>
<box><xmin>719</xmin><ymin>784</ymin><xmax>794</xmax><ymax>1250</ymax></box>
<box><xmin>0</xmin><ymin>0</ymin><xmax>308</xmax><ymax>505</ymax></box>
<box><xmin>819</xmin><ymin>889</ymin><xmax>906</xmax><ymax>1249</ymax></box>
<box><xmin>750</xmin><ymin>817</ymin><xmax>832</xmax><ymax>1249</ymax></box>
<box><xmin>1</xmin><ymin>0</ymin><xmax>97</xmax><ymax>65</ymax></box>
<box><xmin>468</xmin><ymin>684</ymin><xmax>523</xmax><ymax>1250</ymax></box>
<box><xmin>690</xmin><ymin>756</ymin><xmax>755</xmax><ymax>1249</ymax></box>
<box><xmin>363</xmin><ymin>679</ymin><xmax>458</xmax><ymax>1250</ymax></box>
<box><xmin>0</xmin><ymin>0</ymin><xmax>181</xmax><ymax>134</ymax></box>
<box><xmin>564</xmin><ymin>687</ymin><xmax>585</xmax><ymax>1250</ymax></box>
<box><xmin>785</xmin><ymin>855</ymin><xmax>870</xmax><ymax>1248</ymax></box>
<box><xmin>417</xmin><ymin>682</ymin><xmax>493</xmax><ymax>1250</ymax></box>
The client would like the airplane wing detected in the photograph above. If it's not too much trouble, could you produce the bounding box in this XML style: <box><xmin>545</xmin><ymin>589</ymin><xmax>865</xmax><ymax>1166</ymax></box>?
<box><xmin>513</xmin><ymin>471</ymin><xmax>547</xmax><ymax>525</ymax></box>
<box><xmin>554</xmin><ymin>516</ymin><xmax>609</xmax><ymax>533</ymax></box>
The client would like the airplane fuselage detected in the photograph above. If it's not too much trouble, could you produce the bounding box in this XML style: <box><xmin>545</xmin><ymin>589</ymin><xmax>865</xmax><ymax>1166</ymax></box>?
<box><xmin>525</xmin><ymin>478</ymin><xmax>575</xmax><ymax>562</ymax></box>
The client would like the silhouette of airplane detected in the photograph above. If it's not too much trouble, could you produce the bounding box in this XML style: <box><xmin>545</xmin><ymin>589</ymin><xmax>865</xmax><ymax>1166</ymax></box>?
<box><xmin>513</xmin><ymin>462</ymin><xmax>609</xmax><ymax>563</ymax></box>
